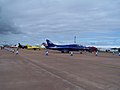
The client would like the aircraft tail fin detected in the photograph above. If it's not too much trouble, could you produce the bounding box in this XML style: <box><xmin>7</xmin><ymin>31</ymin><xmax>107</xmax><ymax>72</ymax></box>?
<box><xmin>46</xmin><ymin>39</ymin><xmax>55</xmax><ymax>46</ymax></box>
<box><xmin>18</xmin><ymin>43</ymin><xmax>22</xmax><ymax>48</ymax></box>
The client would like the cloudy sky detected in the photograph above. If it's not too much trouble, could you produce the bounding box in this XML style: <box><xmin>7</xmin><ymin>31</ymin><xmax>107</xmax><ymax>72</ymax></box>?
<box><xmin>0</xmin><ymin>0</ymin><xmax>120</xmax><ymax>45</ymax></box>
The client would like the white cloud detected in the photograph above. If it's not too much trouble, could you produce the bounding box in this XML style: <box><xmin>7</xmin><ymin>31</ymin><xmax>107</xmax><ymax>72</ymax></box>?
<box><xmin>0</xmin><ymin>0</ymin><xmax>120</xmax><ymax>45</ymax></box>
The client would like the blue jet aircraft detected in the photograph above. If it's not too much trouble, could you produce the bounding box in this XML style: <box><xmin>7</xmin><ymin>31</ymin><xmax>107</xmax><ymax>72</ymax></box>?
<box><xmin>45</xmin><ymin>39</ymin><xmax>89</xmax><ymax>53</ymax></box>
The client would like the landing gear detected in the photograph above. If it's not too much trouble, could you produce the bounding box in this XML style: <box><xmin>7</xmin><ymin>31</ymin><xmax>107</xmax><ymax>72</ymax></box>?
<box><xmin>61</xmin><ymin>50</ymin><xmax>69</xmax><ymax>53</ymax></box>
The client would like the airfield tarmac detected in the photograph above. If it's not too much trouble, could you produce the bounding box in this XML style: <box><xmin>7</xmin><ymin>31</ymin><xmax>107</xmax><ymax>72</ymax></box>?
<box><xmin>0</xmin><ymin>49</ymin><xmax>120</xmax><ymax>90</ymax></box>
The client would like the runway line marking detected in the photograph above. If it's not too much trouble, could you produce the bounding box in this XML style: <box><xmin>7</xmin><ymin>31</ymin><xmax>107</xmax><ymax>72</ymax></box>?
<box><xmin>19</xmin><ymin>55</ymin><xmax>85</xmax><ymax>90</ymax></box>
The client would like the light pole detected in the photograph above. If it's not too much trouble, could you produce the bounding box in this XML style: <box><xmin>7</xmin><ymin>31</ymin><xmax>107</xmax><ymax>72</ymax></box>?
<box><xmin>74</xmin><ymin>36</ymin><xmax>76</xmax><ymax>43</ymax></box>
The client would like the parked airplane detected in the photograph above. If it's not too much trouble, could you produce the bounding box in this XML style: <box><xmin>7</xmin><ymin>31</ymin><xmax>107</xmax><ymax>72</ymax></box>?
<box><xmin>18</xmin><ymin>43</ymin><xmax>41</xmax><ymax>50</ymax></box>
<box><xmin>18</xmin><ymin>43</ymin><xmax>27</xmax><ymax>49</ymax></box>
<box><xmin>10</xmin><ymin>45</ymin><xmax>18</xmax><ymax>48</ymax></box>
<box><xmin>45</xmin><ymin>39</ymin><xmax>89</xmax><ymax>53</ymax></box>
<box><xmin>26</xmin><ymin>44</ymin><xmax>40</xmax><ymax>50</ymax></box>
<box><xmin>93</xmin><ymin>45</ymin><xmax>120</xmax><ymax>53</ymax></box>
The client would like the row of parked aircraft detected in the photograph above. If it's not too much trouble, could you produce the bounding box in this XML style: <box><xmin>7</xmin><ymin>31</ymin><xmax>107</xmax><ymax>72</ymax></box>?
<box><xmin>2</xmin><ymin>39</ymin><xmax>120</xmax><ymax>53</ymax></box>
<box><xmin>44</xmin><ymin>39</ymin><xmax>120</xmax><ymax>53</ymax></box>
<box><xmin>15</xmin><ymin>39</ymin><xmax>97</xmax><ymax>53</ymax></box>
